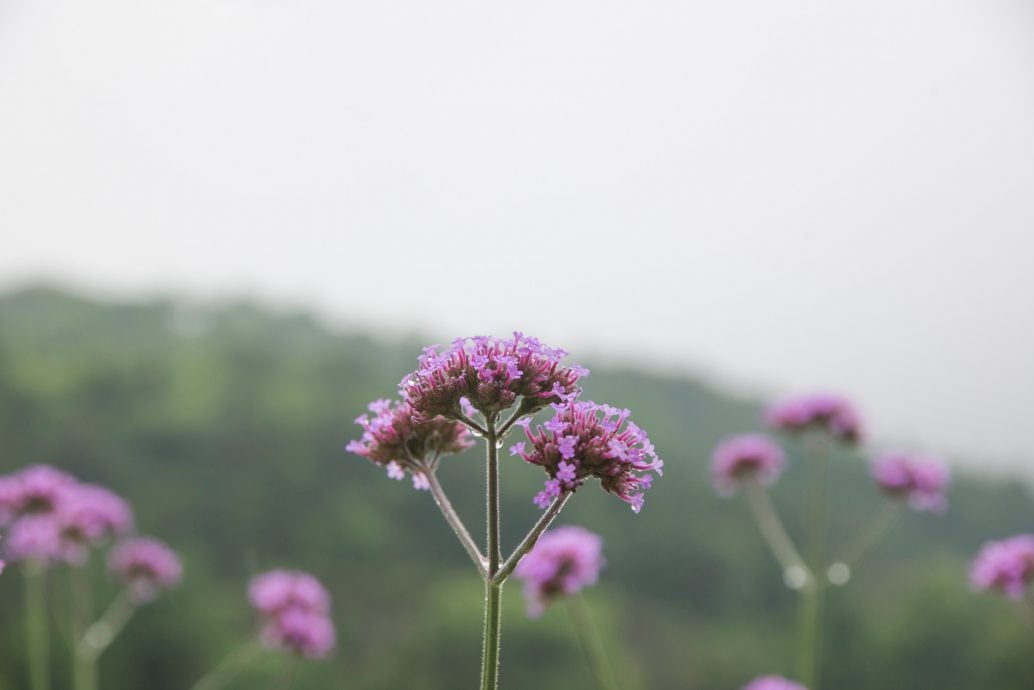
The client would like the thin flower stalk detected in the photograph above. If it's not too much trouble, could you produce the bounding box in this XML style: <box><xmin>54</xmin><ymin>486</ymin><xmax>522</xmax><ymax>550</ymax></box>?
<box><xmin>565</xmin><ymin>594</ymin><xmax>621</xmax><ymax>690</ymax></box>
<box><xmin>742</xmin><ymin>479</ymin><xmax>811</xmax><ymax>586</ymax></box>
<box><xmin>833</xmin><ymin>500</ymin><xmax>903</xmax><ymax>572</ymax></box>
<box><xmin>24</xmin><ymin>562</ymin><xmax>50</xmax><ymax>690</ymax></box>
<box><xmin>189</xmin><ymin>642</ymin><xmax>264</xmax><ymax>690</ymax></box>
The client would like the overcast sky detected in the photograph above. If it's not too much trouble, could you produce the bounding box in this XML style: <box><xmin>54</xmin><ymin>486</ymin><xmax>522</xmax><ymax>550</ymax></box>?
<box><xmin>1</xmin><ymin>0</ymin><xmax>1032</xmax><ymax>474</ymax></box>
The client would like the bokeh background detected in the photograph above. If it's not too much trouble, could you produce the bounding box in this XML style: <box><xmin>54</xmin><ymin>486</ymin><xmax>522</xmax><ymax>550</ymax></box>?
<box><xmin>1</xmin><ymin>0</ymin><xmax>1033</xmax><ymax>688</ymax></box>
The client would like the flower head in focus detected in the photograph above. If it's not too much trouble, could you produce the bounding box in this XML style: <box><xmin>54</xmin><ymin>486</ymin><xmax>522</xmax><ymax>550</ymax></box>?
<box><xmin>765</xmin><ymin>393</ymin><xmax>862</xmax><ymax>444</ymax></box>
<box><xmin>108</xmin><ymin>537</ymin><xmax>183</xmax><ymax>603</ymax></box>
<box><xmin>514</xmin><ymin>525</ymin><xmax>604</xmax><ymax>617</ymax></box>
<box><xmin>970</xmin><ymin>534</ymin><xmax>1034</xmax><ymax>599</ymax></box>
<box><xmin>513</xmin><ymin>400</ymin><xmax>663</xmax><ymax>513</ymax></box>
<box><xmin>743</xmin><ymin>676</ymin><xmax>808</xmax><ymax>690</ymax></box>
<box><xmin>346</xmin><ymin>398</ymin><xmax>473</xmax><ymax>489</ymax></box>
<box><xmin>400</xmin><ymin>333</ymin><xmax>588</xmax><ymax>422</ymax></box>
<box><xmin>711</xmin><ymin>434</ymin><xmax>786</xmax><ymax>496</ymax></box>
<box><xmin>871</xmin><ymin>452</ymin><xmax>950</xmax><ymax>512</ymax></box>
<box><xmin>249</xmin><ymin>569</ymin><xmax>335</xmax><ymax>659</ymax></box>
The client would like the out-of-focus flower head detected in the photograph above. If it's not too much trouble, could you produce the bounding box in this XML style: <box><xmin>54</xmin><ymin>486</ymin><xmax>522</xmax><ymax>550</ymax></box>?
<box><xmin>743</xmin><ymin>676</ymin><xmax>807</xmax><ymax>690</ymax></box>
<box><xmin>765</xmin><ymin>393</ymin><xmax>862</xmax><ymax>444</ymax></box>
<box><xmin>250</xmin><ymin>569</ymin><xmax>335</xmax><ymax>659</ymax></box>
<box><xmin>0</xmin><ymin>475</ymin><xmax>22</xmax><ymax>526</ymax></box>
<box><xmin>346</xmin><ymin>398</ymin><xmax>473</xmax><ymax>489</ymax></box>
<box><xmin>970</xmin><ymin>534</ymin><xmax>1034</xmax><ymax>599</ymax></box>
<box><xmin>249</xmin><ymin>569</ymin><xmax>331</xmax><ymax>617</ymax></box>
<box><xmin>260</xmin><ymin>608</ymin><xmax>336</xmax><ymax>659</ymax></box>
<box><xmin>514</xmin><ymin>525</ymin><xmax>604</xmax><ymax>617</ymax></box>
<box><xmin>871</xmin><ymin>452</ymin><xmax>950</xmax><ymax>512</ymax></box>
<box><xmin>400</xmin><ymin>333</ymin><xmax>588</xmax><ymax>422</ymax></box>
<box><xmin>51</xmin><ymin>484</ymin><xmax>135</xmax><ymax>563</ymax></box>
<box><xmin>8</xmin><ymin>464</ymin><xmax>78</xmax><ymax>518</ymax></box>
<box><xmin>711</xmin><ymin>434</ymin><xmax>786</xmax><ymax>496</ymax></box>
<box><xmin>108</xmin><ymin>537</ymin><xmax>183</xmax><ymax>603</ymax></box>
<box><xmin>512</xmin><ymin>400</ymin><xmax>663</xmax><ymax>513</ymax></box>
<box><xmin>5</xmin><ymin>515</ymin><xmax>63</xmax><ymax>564</ymax></box>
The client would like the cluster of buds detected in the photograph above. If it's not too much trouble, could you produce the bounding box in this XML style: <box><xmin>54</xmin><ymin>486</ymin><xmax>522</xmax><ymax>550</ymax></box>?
<box><xmin>249</xmin><ymin>569</ymin><xmax>336</xmax><ymax>659</ymax></box>
<box><xmin>511</xmin><ymin>401</ymin><xmax>663</xmax><ymax>512</ymax></box>
<box><xmin>870</xmin><ymin>452</ymin><xmax>950</xmax><ymax>513</ymax></box>
<box><xmin>710</xmin><ymin>434</ymin><xmax>786</xmax><ymax>496</ymax></box>
<box><xmin>514</xmin><ymin>525</ymin><xmax>604</xmax><ymax>616</ymax></box>
<box><xmin>970</xmin><ymin>535</ymin><xmax>1034</xmax><ymax>600</ymax></box>
<box><xmin>349</xmin><ymin>334</ymin><xmax>664</xmax><ymax>513</ymax></box>
<box><xmin>346</xmin><ymin>399</ymin><xmax>473</xmax><ymax>489</ymax></box>
<box><xmin>0</xmin><ymin>464</ymin><xmax>133</xmax><ymax>565</ymax></box>
<box><xmin>765</xmin><ymin>393</ymin><xmax>863</xmax><ymax>444</ymax></box>
<box><xmin>400</xmin><ymin>333</ymin><xmax>588</xmax><ymax>421</ymax></box>
<box><xmin>109</xmin><ymin>538</ymin><xmax>183</xmax><ymax>603</ymax></box>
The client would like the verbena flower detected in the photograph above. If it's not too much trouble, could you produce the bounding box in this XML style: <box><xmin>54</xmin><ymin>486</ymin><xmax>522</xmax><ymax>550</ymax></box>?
<box><xmin>743</xmin><ymin>676</ymin><xmax>807</xmax><ymax>690</ymax></box>
<box><xmin>249</xmin><ymin>569</ymin><xmax>335</xmax><ymax>658</ymax></box>
<box><xmin>5</xmin><ymin>515</ymin><xmax>62</xmax><ymax>563</ymax></box>
<box><xmin>248</xmin><ymin>569</ymin><xmax>331</xmax><ymax>616</ymax></box>
<box><xmin>711</xmin><ymin>434</ymin><xmax>786</xmax><ymax>496</ymax></box>
<box><xmin>765</xmin><ymin>393</ymin><xmax>862</xmax><ymax>444</ymax></box>
<box><xmin>512</xmin><ymin>400</ymin><xmax>663</xmax><ymax>513</ymax></box>
<box><xmin>260</xmin><ymin>608</ymin><xmax>336</xmax><ymax>659</ymax></box>
<box><xmin>514</xmin><ymin>525</ymin><xmax>604</xmax><ymax>617</ymax></box>
<box><xmin>53</xmin><ymin>484</ymin><xmax>135</xmax><ymax>564</ymax></box>
<box><xmin>7</xmin><ymin>464</ymin><xmax>78</xmax><ymax>518</ymax></box>
<box><xmin>346</xmin><ymin>398</ymin><xmax>473</xmax><ymax>488</ymax></box>
<box><xmin>108</xmin><ymin>537</ymin><xmax>183</xmax><ymax>603</ymax></box>
<box><xmin>400</xmin><ymin>333</ymin><xmax>588</xmax><ymax>422</ymax></box>
<box><xmin>970</xmin><ymin>534</ymin><xmax>1034</xmax><ymax>599</ymax></box>
<box><xmin>871</xmin><ymin>452</ymin><xmax>950</xmax><ymax>512</ymax></box>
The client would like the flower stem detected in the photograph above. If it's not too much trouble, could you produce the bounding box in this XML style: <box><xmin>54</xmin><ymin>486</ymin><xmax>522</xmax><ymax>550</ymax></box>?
<box><xmin>425</xmin><ymin>470</ymin><xmax>488</xmax><ymax>575</ymax></box>
<box><xmin>798</xmin><ymin>435</ymin><xmax>831</xmax><ymax>690</ymax></box>
<box><xmin>742</xmin><ymin>478</ymin><xmax>810</xmax><ymax>579</ymax></box>
<box><xmin>493</xmin><ymin>492</ymin><xmax>571</xmax><ymax>585</ymax></box>
<box><xmin>69</xmin><ymin>567</ymin><xmax>98</xmax><ymax>690</ymax></box>
<box><xmin>565</xmin><ymin>594</ymin><xmax>621</xmax><ymax>690</ymax></box>
<box><xmin>834</xmin><ymin>500</ymin><xmax>903</xmax><ymax>569</ymax></box>
<box><xmin>80</xmin><ymin>589</ymin><xmax>136</xmax><ymax>664</ymax></box>
<box><xmin>24</xmin><ymin>562</ymin><xmax>49</xmax><ymax>690</ymax></box>
<box><xmin>189</xmin><ymin>642</ymin><xmax>263</xmax><ymax>690</ymax></box>
<box><xmin>480</xmin><ymin>418</ymin><xmax>502</xmax><ymax>690</ymax></box>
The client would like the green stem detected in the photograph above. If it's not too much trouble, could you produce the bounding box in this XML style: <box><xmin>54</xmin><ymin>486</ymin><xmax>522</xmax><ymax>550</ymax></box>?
<box><xmin>834</xmin><ymin>500</ymin><xmax>903</xmax><ymax>570</ymax></box>
<box><xmin>493</xmin><ymin>492</ymin><xmax>571</xmax><ymax>585</ymax></box>
<box><xmin>798</xmin><ymin>435</ymin><xmax>830</xmax><ymax>690</ymax></box>
<box><xmin>70</xmin><ymin>567</ymin><xmax>98</xmax><ymax>690</ymax></box>
<box><xmin>742</xmin><ymin>478</ymin><xmax>810</xmax><ymax>584</ymax></box>
<box><xmin>80</xmin><ymin>589</ymin><xmax>136</xmax><ymax>664</ymax></box>
<box><xmin>480</xmin><ymin>418</ymin><xmax>502</xmax><ymax>690</ymax></box>
<box><xmin>425</xmin><ymin>470</ymin><xmax>487</xmax><ymax>575</ymax></box>
<box><xmin>565</xmin><ymin>594</ymin><xmax>621</xmax><ymax>690</ymax></box>
<box><xmin>24</xmin><ymin>562</ymin><xmax>50</xmax><ymax>690</ymax></box>
<box><xmin>189</xmin><ymin>642</ymin><xmax>263</xmax><ymax>690</ymax></box>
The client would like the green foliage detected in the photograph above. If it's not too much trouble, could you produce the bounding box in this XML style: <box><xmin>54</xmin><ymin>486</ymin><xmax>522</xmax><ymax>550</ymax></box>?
<box><xmin>0</xmin><ymin>286</ymin><xmax>1031</xmax><ymax>689</ymax></box>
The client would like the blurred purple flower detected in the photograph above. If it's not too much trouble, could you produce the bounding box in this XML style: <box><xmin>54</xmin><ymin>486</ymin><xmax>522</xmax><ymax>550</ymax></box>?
<box><xmin>711</xmin><ymin>434</ymin><xmax>786</xmax><ymax>496</ymax></box>
<box><xmin>5</xmin><ymin>515</ymin><xmax>63</xmax><ymax>563</ymax></box>
<box><xmin>109</xmin><ymin>537</ymin><xmax>183</xmax><ymax>603</ymax></box>
<box><xmin>970</xmin><ymin>534</ymin><xmax>1034</xmax><ymax>599</ymax></box>
<box><xmin>513</xmin><ymin>401</ymin><xmax>663</xmax><ymax>513</ymax></box>
<box><xmin>250</xmin><ymin>569</ymin><xmax>335</xmax><ymax>658</ymax></box>
<box><xmin>514</xmin><ymin>525</ymin><xmax>604</xmax><ymax>617</ymax></box>
<box><xmin>871</xmin><ymin>452</ymin><xmax>950</xmax><ymax>512</ymax></box>
<box><xmin>743</xmin><ymin>676</ymin><xmax>807</xmax><ymax>690</ymax></box>
<box><xmin>6</xmin><ymin>464</ymin><xmax>78</xmax><ymax>518</ymax></box>
<box><xmin>400</xmin><ymin>333</ymin><xmax>588</xmax><ymax>421</ymax></box>
<box><xmin>765</xmin><ymin>393</ymin><xmax>862</xmax><ymax>444</ymax></box>
<box><xmin>346</xmin><ymin>398</ymin><xmax>473</xmax><ymax>487</ymax></box>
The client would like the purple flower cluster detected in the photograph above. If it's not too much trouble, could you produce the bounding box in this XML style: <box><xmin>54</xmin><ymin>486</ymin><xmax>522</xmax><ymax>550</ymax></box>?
<box><xmin>514</xmin><ymin>525</ymin><xmax>604</xmax><ymax>617</ymax></box>
<box><xmin>743</xmin><ymin>676</ymin><xmax>807</xmax><ymax>690</ymax></box>
<box><xmin>711</xmin><ymin>434</ymin><xmax>786</xmax><ymax>496</ymax></box>
<box><xmin>109</xmin><ymin>538</ymin><xmax>183</xmax><ymax>602</ymax></box>
<box><xmin>346</xmin><ymin>398</ymin><xmax>473</xmax><ymax>489</ymax></box>
<box><xmin>871</xmin><ymin>452</ymin><xmax>950</xmax><ymax>512</ymax></box>
<box><xmin>970</xmin><ymin>535</ymin><xmax>1034</xmax><ymax>599</ymax></box>
<box><xmin>511</xmin><ymin>400</ymin><xmax>663</xmax><ymax>513</ymax></box>
<box><xmin>401</xmin><ymin>333</ymin><xmax>588</xmax><ymax>421</ymax></box>
<box><xmin>765</xmin><ymin>393</ymin><xmax>862</xmax><ymax>444</ymax></box>
<box><xmin>0</xmin><ymin>465</ymin><xmax>133</xmax><ymax>565</ymax></box>
<box><xmin>249</xmin><ymin>569</ymin><xmax>336</xmax><ymax>659</ymax></box>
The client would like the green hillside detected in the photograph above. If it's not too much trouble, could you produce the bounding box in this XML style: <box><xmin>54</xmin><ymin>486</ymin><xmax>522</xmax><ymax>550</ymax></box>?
<box><xmin>0</xmin><ymin>287</ymin><xmax>1031</xmax><ymax>690</ymax></box>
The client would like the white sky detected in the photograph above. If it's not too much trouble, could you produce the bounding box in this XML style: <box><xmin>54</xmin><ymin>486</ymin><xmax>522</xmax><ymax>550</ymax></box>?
<box><xmin>1</xmin><ymin>0</ymin><xmax>1033</xmax><ymax>474</ymax></box>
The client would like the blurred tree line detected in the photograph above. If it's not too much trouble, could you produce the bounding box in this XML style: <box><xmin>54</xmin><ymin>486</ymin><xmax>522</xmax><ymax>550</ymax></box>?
<box><xmin>0</xmin><ymin>286</ymin><xmax>1031</xmax><ymax>690</ymax></box>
